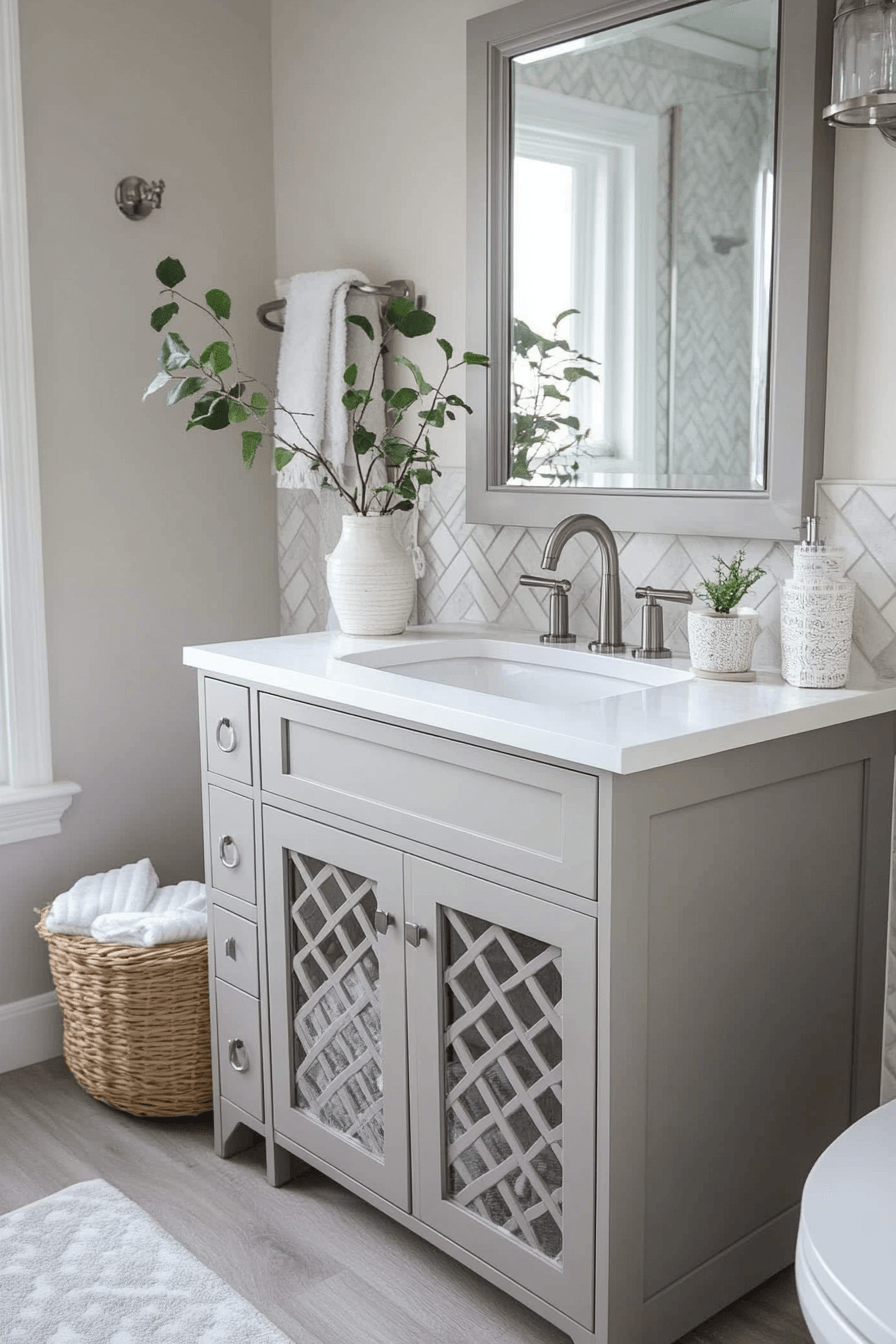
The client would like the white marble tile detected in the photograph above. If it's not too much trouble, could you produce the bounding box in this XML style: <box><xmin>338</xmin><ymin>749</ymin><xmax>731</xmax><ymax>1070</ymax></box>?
<box><xmin>848</xmin><ymin>550</ymin><xmax>896</xmax><ymax>611</ymax></box>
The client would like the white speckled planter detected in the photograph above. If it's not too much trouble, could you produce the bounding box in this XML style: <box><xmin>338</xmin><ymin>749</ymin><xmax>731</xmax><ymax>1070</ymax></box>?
<box><xmin>687</xmin><ymin>607</ymin><xmax>759</xmax><ymax>674</ymax></box>
<box><xmin>326</xmin><ymin>514</ymin><xmax>416</xmax><ymax>637</ymax></box>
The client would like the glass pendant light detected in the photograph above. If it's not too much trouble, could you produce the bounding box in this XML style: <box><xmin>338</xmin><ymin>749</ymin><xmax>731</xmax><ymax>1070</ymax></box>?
<box><xmin>824</xmin><ymin>0</ymin><xmax>896</xmax><ymax>143</ymax></box>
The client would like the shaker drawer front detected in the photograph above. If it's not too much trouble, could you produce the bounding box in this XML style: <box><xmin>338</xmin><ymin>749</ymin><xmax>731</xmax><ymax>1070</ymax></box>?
<box><xmin>208</xmin><ymin>786</ymin><xmax>256</xmax><ymax>904</ymax></box>
<box><xmin>212</xmin><ymin>905</ymin><xmax>259</xmax><ymax>997</ymax></box>
<box><xmin>259</xmin><ymin>695</ymin><xmax>598</xmax><ymax>897</ymax></box>
<box><xmin>205</xmin><ymin>678</ymin><xmax>252</xmax><ymax>785</ymax></box>
<box><xmin>215</xmin><ymin>980</ymin><xmax>263</xmax><ymax>1122</ymax></box>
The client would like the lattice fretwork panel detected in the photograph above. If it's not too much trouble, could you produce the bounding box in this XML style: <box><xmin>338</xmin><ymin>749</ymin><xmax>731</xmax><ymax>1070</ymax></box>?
<box><xmin>443</xmin><ymin>909</ymin><xmax>564</xmax><ymax>1262</ymax></box>
<box><xmin>288</xmin><ymin>852</ymin><xmax>384</xmax><ymax>1157</ymax></box>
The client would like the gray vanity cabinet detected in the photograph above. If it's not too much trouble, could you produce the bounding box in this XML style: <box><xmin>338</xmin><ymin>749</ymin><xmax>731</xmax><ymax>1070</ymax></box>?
<box><xmin>196</xmin><ymin>669</ymin><xmax>895</xmax><ymax>1344</ymax></box>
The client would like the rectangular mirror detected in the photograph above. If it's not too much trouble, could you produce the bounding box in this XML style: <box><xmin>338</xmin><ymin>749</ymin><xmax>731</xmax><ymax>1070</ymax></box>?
<box><xmin>467</xmin><ymin>0</ymin><xmax>835</xmax><ymax>539</ymax></box>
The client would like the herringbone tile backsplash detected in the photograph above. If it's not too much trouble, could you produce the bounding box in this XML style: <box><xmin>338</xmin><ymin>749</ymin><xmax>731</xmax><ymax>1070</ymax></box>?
<box><xmin>279</xmin><ymin>471</ymin><xmax>896</xmax><ymax>1100</ymax></box>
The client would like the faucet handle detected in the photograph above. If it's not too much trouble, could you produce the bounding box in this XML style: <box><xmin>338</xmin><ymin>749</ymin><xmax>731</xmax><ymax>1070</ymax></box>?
<box><xmin>632</xmin><ymin>585</ymin><xmax>693</xmax><ymax>660</ymax></box>
<box><xmin>518</xmin><ymin>574</ymin><xmax>576</xmax><ymax>645</ymax></box>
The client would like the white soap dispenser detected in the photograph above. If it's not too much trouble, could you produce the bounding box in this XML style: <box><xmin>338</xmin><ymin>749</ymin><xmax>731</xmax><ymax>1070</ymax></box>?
<box><xmin>780</xmin><ymin>516</ymin><xmax>855</xmax><ymax>688</ymax></box>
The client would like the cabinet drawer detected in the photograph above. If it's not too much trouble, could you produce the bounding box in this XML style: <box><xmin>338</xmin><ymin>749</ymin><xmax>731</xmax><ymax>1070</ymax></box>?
<box><xmin>212</xmin><ymin>905</ymin><xmax>259</xmax><ymax>997</ymax></box>
<box><xmin>259</xmin><ymin>694</ymin><xmax>598</xmax><ymax>897</ymax></box>
<box><xmin>215</xmin><ymin>980</ymin><xmax>263</xmax><ymax>1122</ymax></box>
<box><xmin>205</xmin><ymin>678</ymin><xmax>252</xmax><ymax>785</ymax></box>
<box><xmin>208</xmin><ymin>785</ymin><xmax>256</xmax><ymax>904</ymax></box>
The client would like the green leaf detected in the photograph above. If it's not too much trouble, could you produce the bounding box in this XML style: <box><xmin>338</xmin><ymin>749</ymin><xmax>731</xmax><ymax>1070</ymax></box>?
<box><xmin>381</xmin><ymin>388</ymin><xmax>394</xmax><ymax>403</ymax></box>
<box><xmin>553</xmin><ymin>308</ymin><xmax>579</xmax><ymax>326</ymax></box>
<box><xmin>228</xmin><ymin>399</ymin><xmax>251</xmax><ymax>423</ymax></box>
<box><xmin>541</xmin><ymin>385</ymin><xmax>570</xmax><ymax>402</ymax></box>
<box><xmin>462</xmin><ymin>351</ymin><xmax>489</xmax><ymax>366</ymax></box>
<box><xmin>272</xmin><ymin>444</ymin><xmax>294</xmax><ymax>471</ymax></box>
<box><xmin>185</xmin><ymin>390</ymin><xmax>230</xmax><ymax>430</ymax></box>
<box><xmin>437</xmin><ymin>337</ymin><xmax>453</xmax><ymax>360</ymax></box>
<box><xmin>382</xmin><ymin>437</ymin><xmax>411</xmax><ymax>465</ymax></box>
<box><xmin>385</xmin><ymin>295</ymin><xmax>415</xmax><ymax>324</ymax></box>
<box><xmin>250</xmin><ymin>391</ymin><xmax>268</xmax><ymax>417</ymax></box>
<box><xmin>342</xmin><ymin>389</ymin><xmax>371</xmax><ymax>410</ymax></box>
<box><xmin>563</xmin><ymin>366</ymin><xmax>600</xmax><ymax>383</ymax></box>
<box><xmin>412</xmin><ymin>468</ymin><xmax>434</xmax><ymax>484</ymax></box>
<box><xmin>167</xmin><ymin>375</ymin><xmax>206</xmax><ymax>406</ymax></box>
<box><xmin>156</xmin><ymin>257</ymin><xmax>185</xmax><ymax>288</ymax></box>
<box><xmin>445</xmin><ymin>393</ymin><xmax>472</xmax><ymax>414</ymax></box>
<box><xmin>418</xmin><ymin>403</ymin><xmax>446</xmax><ymax>428</ymax></box>
<box><xmin>199</xmin><ymin>340</ymin><xmax>232</xmax><ymax>375</ymax></box>
<box><xmin>393</xmin><ymin>307</ymin><xmax>436</xmax><ymax>338</ymax></box>
<box><xmin>242</xmin><ymin>431</ymin><xmax>263</xmax><ymax>467</ymax></box>
<box><xmin>160</xmin><ymin>332</ymin><xmax>194</xmax><ymax>372</ymax></box>
<box><xmin>142</xmin><ymin>371</ymin><xmax>171</xmax><ymax>399</ymax></box>
<box><xmin>205</xmin><ymin>288</ymin><xmax>231</xmax><ymax>320</ymax></box>
<box><xmin>394</xmin><ymin>355</ymin><xmax>432</xmax><ymax>396</ymax></box>
<box><xmin>389</xmin><ymin>387</ymin><xmax>418</xmax><ymax>412</ymax></box>
<box><xmin>343</xmin><ymin>363</ymin><xmax>358</xmax><ymax>386</ymax></box>
<box><xmin>347</xmin><ymin>313</ymin><xmax>375</xmax><ymax>341</ymax></box>
<box><xmin>150</xmin><ymin>302</ymin><xmax>179</xmax><ymax>332</ymax></box>
<box><xmin>353</xmin><ymin>426</ymin><xmax>377</xmax><ymax>455</ymax></box>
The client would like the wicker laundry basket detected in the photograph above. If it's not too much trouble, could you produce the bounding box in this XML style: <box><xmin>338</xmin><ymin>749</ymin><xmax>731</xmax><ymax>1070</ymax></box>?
<box><xmin>37</xmin><ymin>906</ymin><xmax>213</xmax><ymax>1117</ymax></box>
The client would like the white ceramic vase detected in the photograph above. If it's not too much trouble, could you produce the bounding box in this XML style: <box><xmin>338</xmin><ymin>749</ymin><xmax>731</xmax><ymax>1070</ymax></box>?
<box><xmin>326</xmin><ymin>514</ymin><xmax>416</xmax><ymax>637</ymax></box>
<box><xmin>687</xmin><ymin>607</ymin><xmax>759</xmax><ymax>674</ymax></box>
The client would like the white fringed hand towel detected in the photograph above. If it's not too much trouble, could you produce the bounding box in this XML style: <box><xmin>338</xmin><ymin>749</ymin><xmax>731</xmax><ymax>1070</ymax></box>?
<box><xmin>274</xmin><ymin>268</ymin><xmax>385</xmax><ymax>493</ymax></box>
<box><xmin>46</xmin><ymin>864</ymin><xmax>207</xmax><ymax>945</ymax></box>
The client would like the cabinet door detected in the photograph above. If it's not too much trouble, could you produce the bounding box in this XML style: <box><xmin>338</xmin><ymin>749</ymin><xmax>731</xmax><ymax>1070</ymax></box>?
<box><xmin>264</xmin><ymin>806</ymin><xmax>410</xmax><ymax>1211</ymax></box>
<box><xmin>407</xmin><ymin>858</ymin><xmax>596</xmax><ymax>1330</ymax></box>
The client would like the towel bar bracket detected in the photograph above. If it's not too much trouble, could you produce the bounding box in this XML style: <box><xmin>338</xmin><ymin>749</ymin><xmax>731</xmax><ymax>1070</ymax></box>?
<box><xmin>257</xmin><ymin>278</ymin><xmax>425</xmax><ymax>333</ymax></box>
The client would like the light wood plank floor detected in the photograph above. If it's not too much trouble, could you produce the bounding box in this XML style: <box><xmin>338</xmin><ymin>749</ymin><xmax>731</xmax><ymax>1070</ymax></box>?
<box><xmin>0</xmin><ymin>1058</ymin><xmax>813</xmax><ymax>1344</ymax></box>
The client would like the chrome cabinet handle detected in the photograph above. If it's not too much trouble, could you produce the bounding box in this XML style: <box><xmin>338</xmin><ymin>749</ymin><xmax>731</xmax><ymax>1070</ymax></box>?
<box><xmin>215</xmin><ymin>717</ymin><xmax>237</xmax><ymax>753</ymax></box>
<box><xmin>218</xmin><ymin>835</ymin><xmax>240</xmax><ymax>869</ymax></box>
<box><xmin>374</xmin><ymin>909</ymin><xmax>393</xmax><ymax>936</ymax></box>
<box><xmin>228</xmin><ymin>1038</ymin><xmax>249</xmax><ymax>1073</ymax></box>
<box><xmin>404</xmin><ymin>921</ymin><xmax>426</xmax><ymax>947</ymax></box>
<box><xmin>224</xmin><ymin>936</ymin><xmax>237</xmax><ymax>960</ymax></box>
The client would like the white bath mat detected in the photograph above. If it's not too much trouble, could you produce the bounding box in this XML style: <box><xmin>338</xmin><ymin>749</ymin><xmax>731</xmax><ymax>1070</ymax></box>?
<box><xmin>0</xmin><ymin>1178</ymin><xmax>294</xmax><ymax>1343</ymax></box>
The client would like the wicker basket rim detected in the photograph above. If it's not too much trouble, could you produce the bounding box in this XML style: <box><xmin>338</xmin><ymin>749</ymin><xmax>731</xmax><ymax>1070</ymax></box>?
<box><xmin>36</xmin><ymin>904</ymin><xmax>207</xmax><ymax>963</ymax></box>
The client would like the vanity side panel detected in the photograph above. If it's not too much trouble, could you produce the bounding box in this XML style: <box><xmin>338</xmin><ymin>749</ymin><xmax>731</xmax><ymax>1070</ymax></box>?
<box><xmin>643</xmin><ymin>759</ymin><xmax>863</xmax><ymax>1296</ymax></box>
<box><xmin>609</xmin><ymin>713</ymin><xmax>895</xmax><ymax>1344</ymax></box>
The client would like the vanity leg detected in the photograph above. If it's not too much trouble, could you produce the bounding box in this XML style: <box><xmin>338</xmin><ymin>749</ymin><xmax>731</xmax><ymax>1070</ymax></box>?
<box><xmin>218</xmin><ymin>1101</ymin><xmax>258</xmax><ymax>1159</ymax></box>
<box><xmin>267</xmin><ymin>1139</ymin><xmax>309</xmax><ymax>1187</ymax></box>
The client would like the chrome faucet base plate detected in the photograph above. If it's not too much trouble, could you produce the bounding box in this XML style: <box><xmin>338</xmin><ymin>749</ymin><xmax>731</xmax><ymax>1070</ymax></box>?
<box><xmin>632</xmin><ymin>647</ymin><xmax>672</xmax><ymax>660</ymax></box>
<box><xmin>588</xmin><ymin>641</ymin><xmax>627</xmax><ymax>655</ymax></box>
<box><xmin>540</xmin><ymin>633</ymin><xmax>577</xmax><ymax>645</ymax></box>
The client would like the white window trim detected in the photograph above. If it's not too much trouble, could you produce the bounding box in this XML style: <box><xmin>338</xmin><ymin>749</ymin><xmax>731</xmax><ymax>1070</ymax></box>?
<box><xmin>515</xmin><ymin>84</ymin><xmax>658</xmax><ymax>471</ymax></box>
<box><xmin>0</xmin><ymin>0</ymin><xmax>79</xmax><ymax>844</ymax></box>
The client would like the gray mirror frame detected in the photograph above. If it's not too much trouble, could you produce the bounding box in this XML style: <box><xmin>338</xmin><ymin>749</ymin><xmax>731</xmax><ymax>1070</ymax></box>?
<box><xmin>466</xmin><ymin>0</ymin><xmax>835</xmax><ymax>541</ymax></box>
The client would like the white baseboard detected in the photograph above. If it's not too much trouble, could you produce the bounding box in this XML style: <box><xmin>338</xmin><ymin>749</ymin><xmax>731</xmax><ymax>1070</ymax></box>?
<box><xmin>0</xmin><ymin>990</ymin><xmax>62</xmax><ymax>1073</ymax></box>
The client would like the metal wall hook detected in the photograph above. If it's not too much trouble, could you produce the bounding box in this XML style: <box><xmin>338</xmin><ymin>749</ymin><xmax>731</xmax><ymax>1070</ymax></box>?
<box><xmin>115</xmin><ymin>176</ymin><xmax>165</xmax><ymax>221</ymax></box>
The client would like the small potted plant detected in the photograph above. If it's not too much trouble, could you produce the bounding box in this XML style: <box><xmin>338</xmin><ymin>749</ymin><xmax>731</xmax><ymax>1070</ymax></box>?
<box><xmin>142</xmin><ymin>258</ymin><xmax>487</xmax><ymax>636</ymax></box>
<box><xmin>687</xmin><ymin>549</ymin><xmax>766</xmax><ymax>676</ymax></box>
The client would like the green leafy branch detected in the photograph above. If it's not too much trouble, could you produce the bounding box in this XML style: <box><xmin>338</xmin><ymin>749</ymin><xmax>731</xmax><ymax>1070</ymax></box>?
<box><xmin>696</xmin><ymin>548</ymin><xmax>766</xmax><ymax>613</ymax></box>
<box><xmin>510</xmin><ymin>309</ymin><xmax>601</xmax><ymax>485</ymax></box>
<box><xmin>143</xmin><ymin>257</ymin><xmax>487</xmax><ymax>516</ymax></box>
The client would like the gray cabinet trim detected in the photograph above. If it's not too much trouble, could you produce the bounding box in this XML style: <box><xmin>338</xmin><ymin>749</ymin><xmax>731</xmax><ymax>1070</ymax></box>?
<box><xmin>259</xmin><ymin>693</ymin><xmax>598</xmax><ymax>897</ymax></box>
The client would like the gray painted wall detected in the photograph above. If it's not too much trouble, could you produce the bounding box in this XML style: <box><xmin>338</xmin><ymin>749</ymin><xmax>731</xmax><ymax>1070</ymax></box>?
<box><xmin>0</xmin><ymin>0</ymin><xmax>279</xmax><ymax>1007</ymax></box>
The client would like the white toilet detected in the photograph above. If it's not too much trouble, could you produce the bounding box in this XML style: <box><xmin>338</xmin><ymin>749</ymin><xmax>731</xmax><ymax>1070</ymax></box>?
<box><xmin>796</xmin><ymin>1098</ymin><xmax>896</xmax><ymax>1344</ymax></box>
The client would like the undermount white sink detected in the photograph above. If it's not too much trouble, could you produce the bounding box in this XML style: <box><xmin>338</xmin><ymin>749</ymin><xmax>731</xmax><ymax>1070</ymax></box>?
<box><xmin>337</xmin><ymin>638</ymin><xmax>692</xmax><ymax>707</ymax></box>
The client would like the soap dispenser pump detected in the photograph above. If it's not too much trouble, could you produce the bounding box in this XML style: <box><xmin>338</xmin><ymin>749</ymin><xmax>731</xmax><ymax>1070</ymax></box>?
<box><xmin>779</xmin><ymin>515</ymin><xmax>855</xmax><ymax>688</ymax></box>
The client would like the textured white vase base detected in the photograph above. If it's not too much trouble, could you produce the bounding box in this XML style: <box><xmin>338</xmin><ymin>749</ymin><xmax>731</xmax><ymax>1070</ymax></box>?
<box><xmin>691</xmin><ymin>666</ymin><xmax>757</xmax><ymax>682</ymax></box>
<box><xmin>0</xmin><ymin>1179</ymin><xmax>292</xmax><ymax>1343</ymax></box>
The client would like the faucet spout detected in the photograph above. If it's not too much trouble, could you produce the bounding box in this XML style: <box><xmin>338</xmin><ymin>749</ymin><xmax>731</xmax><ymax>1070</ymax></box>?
<box><xmin>541</xmin><ymin>513</ymin><xmax>625</xmax><ymax>653</ymax></box>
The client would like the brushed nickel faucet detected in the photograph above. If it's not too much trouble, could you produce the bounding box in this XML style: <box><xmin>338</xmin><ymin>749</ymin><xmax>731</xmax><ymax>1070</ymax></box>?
<box><xmin>540</xmin><ymin>513</ymin><xmax>625</xmax><ymax>653</ymax></box>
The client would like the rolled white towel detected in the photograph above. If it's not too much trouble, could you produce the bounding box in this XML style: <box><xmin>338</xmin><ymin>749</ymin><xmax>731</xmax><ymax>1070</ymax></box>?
<box><xmin>46</xmin><ymin>858</ymin><xmax>159</xmax><ymax>937</ymax></box>
<box><xmin>90</xmin><ymin>881</ymin><xmax>207</xmax><ymax>947</ymax></box>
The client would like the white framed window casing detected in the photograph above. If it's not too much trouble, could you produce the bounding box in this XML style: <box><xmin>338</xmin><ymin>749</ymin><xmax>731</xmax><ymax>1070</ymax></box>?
<box><xmin>0</xmin><ymin>0</ymin><xmax>79</xmax><ymax>844</ymax></box>
<box><xmin>513</xmin><ymin>84</ymin><xmax>659</xmax><ymax>477</ymax></box>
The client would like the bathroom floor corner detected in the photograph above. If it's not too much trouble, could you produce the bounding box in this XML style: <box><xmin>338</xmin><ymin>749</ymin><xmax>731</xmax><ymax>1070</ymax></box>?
<box><xmin>0</xmin><ymin>1056</ymin><xmax>812</xmax><ymax>1344</ymax></box>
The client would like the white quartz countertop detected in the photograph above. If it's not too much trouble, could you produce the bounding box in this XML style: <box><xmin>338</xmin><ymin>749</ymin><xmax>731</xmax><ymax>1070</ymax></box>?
<box><xmin>183</xmin><ymin>624</ymin><xmax>896</xmax><ymax>775</ymax></box>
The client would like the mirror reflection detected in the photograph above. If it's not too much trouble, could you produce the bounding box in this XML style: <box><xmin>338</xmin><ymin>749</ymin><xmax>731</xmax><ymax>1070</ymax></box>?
<box><xmin>509</xmin><ymin>0</ymin><xmax>778</xmax><ymax>493</ymax></box>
